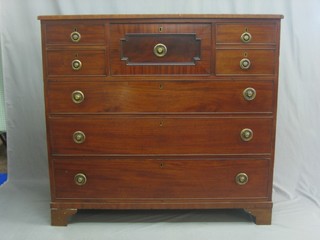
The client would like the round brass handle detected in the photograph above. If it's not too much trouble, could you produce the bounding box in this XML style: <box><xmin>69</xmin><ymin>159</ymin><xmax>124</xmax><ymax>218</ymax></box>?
<box><xmin>72</xmin><ymin>59</ymin><xmax>82</xmax><ymax>71</ymax></box>
<box><xmin>240</xmin><ymin>128</ymin><xmax>253</xmax><ymax>141</ymax></box>
<box><xmin>71</xmin><ymin>90</ymin><xmax>85</xmax><ymax>104</ymax></box>
<box><xmin>74</xmin><ymin>173</ymin><xmax>87</xmax><ymax>186</ymax></box>
<box><xmin>240</xmin><ymin>32</ymin><xmax>252</xmax><ymax>43</ymax></box>
<box><xmin>154</xmin><ymin>43</ymin><xmax>167</xmax><ymax>57</ymax></box>
<box><xmin>240</xmin><ymin>58</ymin><xmax>251</xmax><ymax>70</ymax></box>
<box><xmin>73</xmin><ymin>131</ymin><xmax>86</xmax><ymax>144</ymax></box>
<box><xmin>243</xmin><ymin>87</ymin><xmax>256</xmax><ymax>101</ymax></box>
<box><xmin>70</xmin><ymin>31</ymin><xmax>81</xmax><ymax>43</ymax></box>
<box><xmin>235</xmin><ymin>173</ymin><xmax>249</xmax><ymax>185</ymax></box>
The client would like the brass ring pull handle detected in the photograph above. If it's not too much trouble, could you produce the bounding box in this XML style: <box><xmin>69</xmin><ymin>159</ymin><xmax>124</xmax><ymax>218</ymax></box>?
<box><xmin>240</xmin><ymin>58</ymin><xmax>251</xmax><ymax>70</ymax></box>
<box><xmin>240</xmin><ymin>128</ymin><xmax>253</xmax><ymax>141</ymax></box>
<box><xmin>240</xmin><ymin>32</ymin><xmax>252</xmax><ymax>43</ymax></box>
<box><xmin>73</xmin><ymin>131</ymin><xmax>86</xmax><ymax>144</ymax></box>
<box><xmin>74</xmin><ymin>173</ymin><xmax>87</xmax><ymax>186</ymax></box>
<box><xmin>243</xmin><ymin>87</ymin><xmax>256</xmax><ymax>101</ymax></box>
<box><xmin>72</xmin><ymin>59</ymin><xmax>82</xmax><ymax>71</ymax></box>
<box><xmin>70</xmin><ymin>31</ymin><xmax>81</xmax><ymax>43</ymax></box>
<box><xmin>235</xmin><ymin>173</ymin><xmax>249</xmax><ymax>185</ymax></box>
<box><xmin>71</xmin><ymin>90</ymin><xmax>85</xmax><ymax>104</ymax></box>
<box><xmin>154</xmin><ymin>43</ymin><xmax>167</xmax><ymax>57</ymax></box>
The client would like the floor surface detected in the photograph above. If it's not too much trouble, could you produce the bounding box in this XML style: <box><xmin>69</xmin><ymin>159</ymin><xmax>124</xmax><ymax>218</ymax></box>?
<box><xmin>0</xmin><ymin>180</ymin><xmax>320</xmax><ymax>240</ymax></box>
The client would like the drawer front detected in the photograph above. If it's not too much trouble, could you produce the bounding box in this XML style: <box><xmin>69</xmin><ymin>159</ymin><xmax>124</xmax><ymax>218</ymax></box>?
<box><xmin>47</xmin><ymin>81</ymin><xmax>274</xmax><ymax>114</ymax></box>
<box><xmin>216</xmin><ymin>23</ymin><xmax>276</xmax><ymax>44</ymax></box>
<box><xmin>49</xmin><ymin>116</ymin><xmax>273</xmax><ymax>155</ymax></box>
<box><xmin>53</xmin><ymin>158</ymin><xmax>269</xmax><ymax>199</ymax></box>
<box><xmin>110</xmin><ymin>23</ymin><xmax>211</xmax><ymax>75</ymax></box>
<box><xmin>47</xmin><ymin>50</ymin><xmax>106</xmax><ymax>76</ymax></box>
<box><xmin>121</xmin><ymin>34</ymin><xmax>200</xmax><ymax>64</ymax></box>
<box><xmin>45</xmin><ymin>21</ymin><xmax>106</xmax><ymax>45</ymax></box>
<box><xmin>216</xmin><ymin>49</ymin><xmax>275</xmax><ymax>75</ymax></box>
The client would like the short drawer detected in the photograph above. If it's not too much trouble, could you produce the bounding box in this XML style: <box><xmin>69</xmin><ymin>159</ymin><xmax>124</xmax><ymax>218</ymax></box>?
<box><xmin>44</xmin><ymin>21</ymin><xmax>106</xmax><ymax>45</ymax></box>
<box><xmin>47</xmin><ymin>50</ymin><xmax>106</xmax><ymax>76</ymax></box>
<box><xmin>53</xmin><ymin>158</ymin><xmax>270</xmax><ymax>199</ymax></box>
<box><xmin>47</xmin><ymin>81</ymin><xmax>274</xmax><ymax>114</ymax></box>
<box><xmin>49</xmin><ymin>116</ymin><xmax>273</xmax><ymax>155</ymax></box>
<box><xmin>110</xmin><ymin>23</ymin><xmax>211</xmax><ymax>75</ymax></box>
<box><xmin>216</xmin><ymin>49</ymin><xmax>275</xmax><ymax>75</ymax></box>
<box><xmin>216</xmin><ymin>23</ymin><xmax>277</xmax><ymax>44</ymax></box>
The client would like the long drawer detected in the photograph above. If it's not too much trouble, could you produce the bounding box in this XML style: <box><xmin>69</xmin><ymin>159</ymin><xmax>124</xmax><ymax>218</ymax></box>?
<box><xmin>53</xmin><ymin>158</ymin><xmax>270</xmax><ymax>199</ymax></box>
<box><xmin>47</xmin><ymin>81</ymin><xmax>274</xmax><ymax>114</ymax></box>
<box><xmin>49</xmin><ymin>116</ymin><xmax>273</xmax><ymax>155</ymax></box>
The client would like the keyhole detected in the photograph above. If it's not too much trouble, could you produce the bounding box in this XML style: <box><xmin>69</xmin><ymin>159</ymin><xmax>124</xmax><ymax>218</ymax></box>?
<box><xmin>75</xmin><ymin>53</ymin><xmax>79</xmax><ymax>58</ymax></box>
<box><xmin>160</xmin><ymin>162</ymin><xmax>164</xmax><ymax>168</ymax></box>
<box><xmin>159</xmin><ymin>26</ymin><xmax>163</xmax><ymax>32</ymax></box>
<box><xmin>159</xmin><ymin>121</ymin><xmax>163</xmax><ymax>127</ymax></box>
<box><xmin>245</xmin><ymin>27</ymin><xmax>248</xmax><ymax>32</ymax></box>
<box><xmin>159</xmin><ymin>83</ymin><xmax>163</xmax><ymax>89</ymax></box>
<box><xmin>244</xmin><ymin>52</ymin><xmax>248</xmax><ymax>57</ymax></box>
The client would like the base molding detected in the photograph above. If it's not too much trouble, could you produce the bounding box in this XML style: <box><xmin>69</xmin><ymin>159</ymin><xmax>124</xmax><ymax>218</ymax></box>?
<box><xmin>50</xmin><ymin>200</ymin><xmax>272</xmax><ymax>226</ymax></box>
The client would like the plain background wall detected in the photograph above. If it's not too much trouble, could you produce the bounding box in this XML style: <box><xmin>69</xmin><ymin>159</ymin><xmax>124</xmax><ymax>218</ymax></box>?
<box><xmin>0</xmin><ymin>34</ymin><xmax>6</xmax><ymax>132</ymax></box>
<box><xmin>0</xmin><ymin>1</ymin><xmax>320</xmax><ymax>239</ymax></box>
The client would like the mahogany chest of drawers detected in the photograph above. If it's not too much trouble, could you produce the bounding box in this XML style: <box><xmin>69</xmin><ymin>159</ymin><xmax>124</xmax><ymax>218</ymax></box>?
<box><xmin>38</xmin><ymin>14</ymin><xmax>283</xmax><ymax>226</ymax></box>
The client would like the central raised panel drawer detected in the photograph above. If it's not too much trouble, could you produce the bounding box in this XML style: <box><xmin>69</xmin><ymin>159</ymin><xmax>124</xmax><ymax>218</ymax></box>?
<box><xmin>110</xmin><ymin>23</ymin><xmax>211</xmax><ymax>75</ymax></box>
